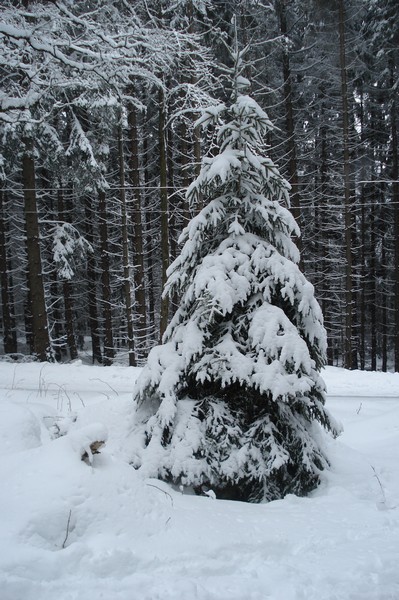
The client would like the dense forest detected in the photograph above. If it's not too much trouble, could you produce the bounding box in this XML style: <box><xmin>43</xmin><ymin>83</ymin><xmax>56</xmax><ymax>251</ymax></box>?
<box><xmin>0</xmin><ymin>0</ymin><xmax>398</xmax><ymax>371</ymax></box>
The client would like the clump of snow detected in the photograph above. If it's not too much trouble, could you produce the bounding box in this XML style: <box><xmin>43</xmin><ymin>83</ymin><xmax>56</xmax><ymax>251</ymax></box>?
<box><xmin>0</xmin><ymin>401</ymin><xmax>41</xmax><ymax>455</ymax></box>
<box><xmin>52</xmin><ymin>222</ymin><xmax>92</xmax><ymax>280</ymax></box>
<box><xmin>69</xmin><ymin>423</ymin><xmax>108</xmax><ymax>463</ymax></box>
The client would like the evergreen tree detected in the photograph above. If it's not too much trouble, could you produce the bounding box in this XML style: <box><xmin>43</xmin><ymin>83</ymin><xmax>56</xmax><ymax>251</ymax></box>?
<box><xmin>133</xmin><ymin>48</ymin><xmax>340</xmax><ymax>502</ymax></box>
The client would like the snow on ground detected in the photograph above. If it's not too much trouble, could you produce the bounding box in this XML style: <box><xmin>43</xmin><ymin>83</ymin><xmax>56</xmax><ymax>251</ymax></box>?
<box><xmin>0</xmin><ymin>361</ymin><xmax>398</xmax><ymax>600</ymax></box>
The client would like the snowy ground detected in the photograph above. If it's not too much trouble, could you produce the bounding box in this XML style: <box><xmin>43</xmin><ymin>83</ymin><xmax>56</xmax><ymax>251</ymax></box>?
<box><xmin>0</xmin><ymin>361</ymin><xmax>398</xmax><ymax>600</ymax></box>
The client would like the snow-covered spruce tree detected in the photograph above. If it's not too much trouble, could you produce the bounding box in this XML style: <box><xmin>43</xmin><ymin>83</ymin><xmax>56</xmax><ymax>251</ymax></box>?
<box><xmin>133</xmin><ymin>49</ymin><xmax>340</xmax><ymax>502</ymax></box>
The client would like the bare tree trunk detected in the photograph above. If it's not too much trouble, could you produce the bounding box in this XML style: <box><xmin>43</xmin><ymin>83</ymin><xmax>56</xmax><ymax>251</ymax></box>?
<box><xmin>359</xmin><ymin>197</ymin><xmax>366</xmax><ymax>370</ymax></box>
<box><xmin>381</xmin><ymin>240</ymin><xmax>387</xmax><ymax>372</ymax></box>
<box><xmin>128</xmin><ymin>107</ymin><xmax>146</xmax><ymax>363</ymax></box>
<box><xmin>62</xmin><ymin>282</ymin><xmax>77</xmax><ymax>360</ymax></box>
<box><xmin>167</xmin><ymin>126</ymin><xmax>177</xmax><ymax>265</ymax></box>
<box><xmin>369</xmin><ymin>209</ymin><xmax>377</xmax><ymax>371</ymax></box>
<box><xmin>187</xmin><ymin>2</ymin><xmax>202</xmax><ymax>189</ymax></box>
<box><xmin>358</xmin><ymin>91</ymin><xmax>366</xmax><ymax>370</ymax></box>
<box><xmin>0</xmin><ymin>189</ymin><xmax>17</xmax><ymax>354</ymax></box>
<box><xmin>22</xmin><ymin>136</ymin><xmax>51</xmax><ymax>361</ymax></box>
<box><xmin>50</xmin><ymin>279</ymin><xmax>64</xmax><ymax>362</ymax></box>
<box><xmin>338</xmin><ymin>0</ymin><xmax>354</xmax><ymax>369</ymax></box>
<box><xmin>391</xmin><ymin>65</ymin><xmax>399</xmax><ymax>372</ymax></box>
<box><xmin>180</xmin><ymin>122</ymin><xmax>191</xmax><ymax>224</ymax></box>
<box><xmin>143</xmin><ymin>135</ymin><xmax>156</xmax><ymax>339</ymax></box>
<box><xmin>276</xmin><ymin>0</ymin><xmax>302</xmax><ymax>254</ymax></box>
<box><xmin>98</xmin><ymin>190</ymin><xmax>115</xmax><ymax>365</ymax></box>
<box><xmin>318</xmin><ymin>107</ymin><xmax>335</xmax><ymax>365</ymax></box>
<box><xmin>118</xmin><ymin>124</ymin><xmax>136</xmax><ymax>366</ymax></box>
<box><xmin>159</xmin><ymin>88</ymin><xmax>170</xmax><ymax>341</ymax></box>
<box><xmin>58</xmin><ymin>189</ymin><xmax>78</xmax><ymax>361</ymax></box>
<box><xmin>84</xmin><ymin>197</ymin><xmax>102</xmax><ymax>364</ymax></box>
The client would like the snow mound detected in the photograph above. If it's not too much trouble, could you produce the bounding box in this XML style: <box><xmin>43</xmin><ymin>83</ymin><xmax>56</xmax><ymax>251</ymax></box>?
<box><xmin>0</xmin><ymin>401</ymin><xmax>41</xmax><ymax>455</ymax></box>
<box><xmin>69</xmin><ymin>423</ymin><xmax>108</xmax><ymax>463</ymax></box>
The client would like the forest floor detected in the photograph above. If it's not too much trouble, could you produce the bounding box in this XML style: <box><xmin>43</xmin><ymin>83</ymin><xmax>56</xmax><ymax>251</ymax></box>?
<box><xmin>0</xmin><ymin>361</ymin><xmax>398</xmax><ymax>600</ymax></box>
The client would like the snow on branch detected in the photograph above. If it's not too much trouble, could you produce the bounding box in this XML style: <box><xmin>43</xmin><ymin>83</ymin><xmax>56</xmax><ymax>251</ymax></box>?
<box><xmin>52</xmin><ymin>222</ymin><xmax>92</xmax><ymax>280</ymax></box>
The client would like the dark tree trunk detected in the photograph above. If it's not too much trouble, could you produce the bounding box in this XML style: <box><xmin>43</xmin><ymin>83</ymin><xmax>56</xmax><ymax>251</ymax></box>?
<box><xmin>159</xmin><ymin>88</ymin><xmax>170</xmax><ymax>341</ymax></box>
<box><xmin>98</xmin><ymin>190</ymin><xmax>115</xmax><ymax>365</ymax></box>
<box><xmin>58</xmin><ymin>190</ymin><xmax>78</xmax><ymax>361</ymax></box>
<box><xmin>62</xmin><ymin>280</ymin><xmax>77</xmax><ymax>360</ymax></box>
<box><xmin>369</xmin><ymin>209</ymin><xmax>377</xmax><ymax>371</ymax></box>
<box><xmin>180</xmin><ymin>121</ymin><xmax>191</xmax><ymax>225</ymax></box>
<box><xmin>359</xmin><ymin>197</ymin><xmax>366</xmax><ymax>371</ymax></box>
<box><xmin>143</xmin><ymin>135</ymin><xmax>156</xmax><ymax>339</ymax></box>
<box><xmin>0</xmin><ymin>189</ymin><xmax>17</xmax><ymax>354</ymax></box>
<box><xmin>118</xmin><ymin>123</ymin><xmax>136</xmax><ymax>366</ymax></box>
<box><xmin>128</xmin><ymin>107</ymin><xmax>146</xmax><ymax>363</ymax></box>
<box><xmin>381</xmin><ymin>240</ymin><xmax>387</xmax><ymax>372</ymax></box>
<box><xmin>358</xmin><ymin>91</ymin><xmax>366</xmax><ymax>370</ymax></box>
<box><xmin>167</xmin><ymin>126</ymin><xmax>177</xmax><ymax>264</ymax></box>
<box><xmin>50</xmin><ymin>279</ymin><xmax>63</xmax><ymax>362</ymax></box>
<box><xmin>338</xmin><ymin>0</ymin><xmax>354</xmax><ymax>369</ymax></box>
<box><xmin>84</xmin><ymin>197</ymin><xmax>102</xmax><ymax>364</ymax></box>
<box><xmin>391</xmin><ymin>67</ymin><xmax>399</xmax><ymax>372</ymax></box>
<box><xmin>22</xmin><ymin>136</ymin><xmax>51</xmax><ymax>361</ymax></box>
<box><xmin>276</xmin><ymin>0</ymin><xmax>302</xmax><ymax>254</ymax></box>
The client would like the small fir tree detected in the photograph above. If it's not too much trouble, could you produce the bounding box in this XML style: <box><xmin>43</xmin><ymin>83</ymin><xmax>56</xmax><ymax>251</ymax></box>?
<box><xmin>132</xmin><ymin>48</ymin><xmax>340</xmax><ymax>502</ymax></box>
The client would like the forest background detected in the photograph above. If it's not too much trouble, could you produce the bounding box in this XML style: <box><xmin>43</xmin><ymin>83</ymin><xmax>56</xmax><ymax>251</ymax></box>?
<box><xmin>0</xmin><ymin>0</ymin><xmax>398</xmax><ymax>372</ymax></box>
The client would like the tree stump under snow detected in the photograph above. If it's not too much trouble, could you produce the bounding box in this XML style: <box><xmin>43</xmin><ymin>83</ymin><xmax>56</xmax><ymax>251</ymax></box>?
<box><xmin>81</xmin><ymin>440</ymin><xmax>105</xmax><ymax>464</ymax></box>
<box><xmin>69</xmin><ymin>423</ymin><xmax>108</xmax><ymax>465</ymax></box>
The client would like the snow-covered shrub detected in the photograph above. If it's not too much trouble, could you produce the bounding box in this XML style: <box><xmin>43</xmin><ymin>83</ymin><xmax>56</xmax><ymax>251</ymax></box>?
<box><xmin>132</xmin><ymin>49</ymin><xmax>340</xmax><ymax>502</ymax></box>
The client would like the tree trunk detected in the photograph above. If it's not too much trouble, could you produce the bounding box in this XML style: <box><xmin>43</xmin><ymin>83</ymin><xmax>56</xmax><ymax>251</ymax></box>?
<box><xmin>358</xmin><ymin>90</ymin><xmax>366</xmax><ymax>370</ymax></box>
<box><xmin>22</xmin><ymin>136</ymin><xmax>51</xmax><ymax>361</ymax></box>
<box><xmin>50</xmin><ymin>279</ymin><xmax>63</xmax><ymax>362</ymax></box>
<box><xmin>391</xmin><ymin>66</ymin><xmax>399</xmax><ymax>372</ymax></box>
<box><xmin>128</xmin><ymin>107</ymin><xmax>146</xmax><ymax>363</ymax></box>
<box><xmin>98</xmin><ymin>190</ymin><xmax>114</xmax><ymax>365</ymax></box>
<box><xmin>143</xmin><ymin>135</ymin><xmax>156</xmax><ymax>339</ymax></box>
<box><xmin>159</xmin><ymin>88</ymin><xmax>170</xmax><ymax>341</ymax></box>
<box><xmin>58</xmin><ymin>189</ymin><xmax>78</xmax><ymax>361</ymax></box>
<box><xmin>338</xmin><ymin>0</ymin><xmax>354</xmax><ymax>369</ymax></box>
<box><xmin>84</xmin><ymin>197</ymin><xmax>102</xmax><ymax>364</ymax></box>
<box><xmin>359</xmin><ymin>196</ymin><xmax>366</xmax><ymax>371</ymax></box>
<box><xmin>0</xmin><ymin>189</ymin><xmax>17</xmax><ymax>354</ymax></box>
<box><xmin>180</xmin><ymin>121</ymin><xmax>191</xmax><ymax>224</ymax></box>
<box><xmin>381</xmin><ymin>240</ymin><xmax>387</xmax><ymax>372</ymax></box>
<box><xmin>118</xmin><ymin>124</ymin><xmax>136</xmax><ymax>366</ymax></box>
<box><xmin>369</xmin><ymin>208</ymin><xmax>377</xmax><ymax>371</ymax></box>
<box><xmin>62</xmin><ymin>284</ymin><xmax>77</xmax><ymax>360</ymax></box>
<box><xmin>276</xmin><ymin>0</ymin><xmax>302</xmax><ymax>253</ymax></box>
